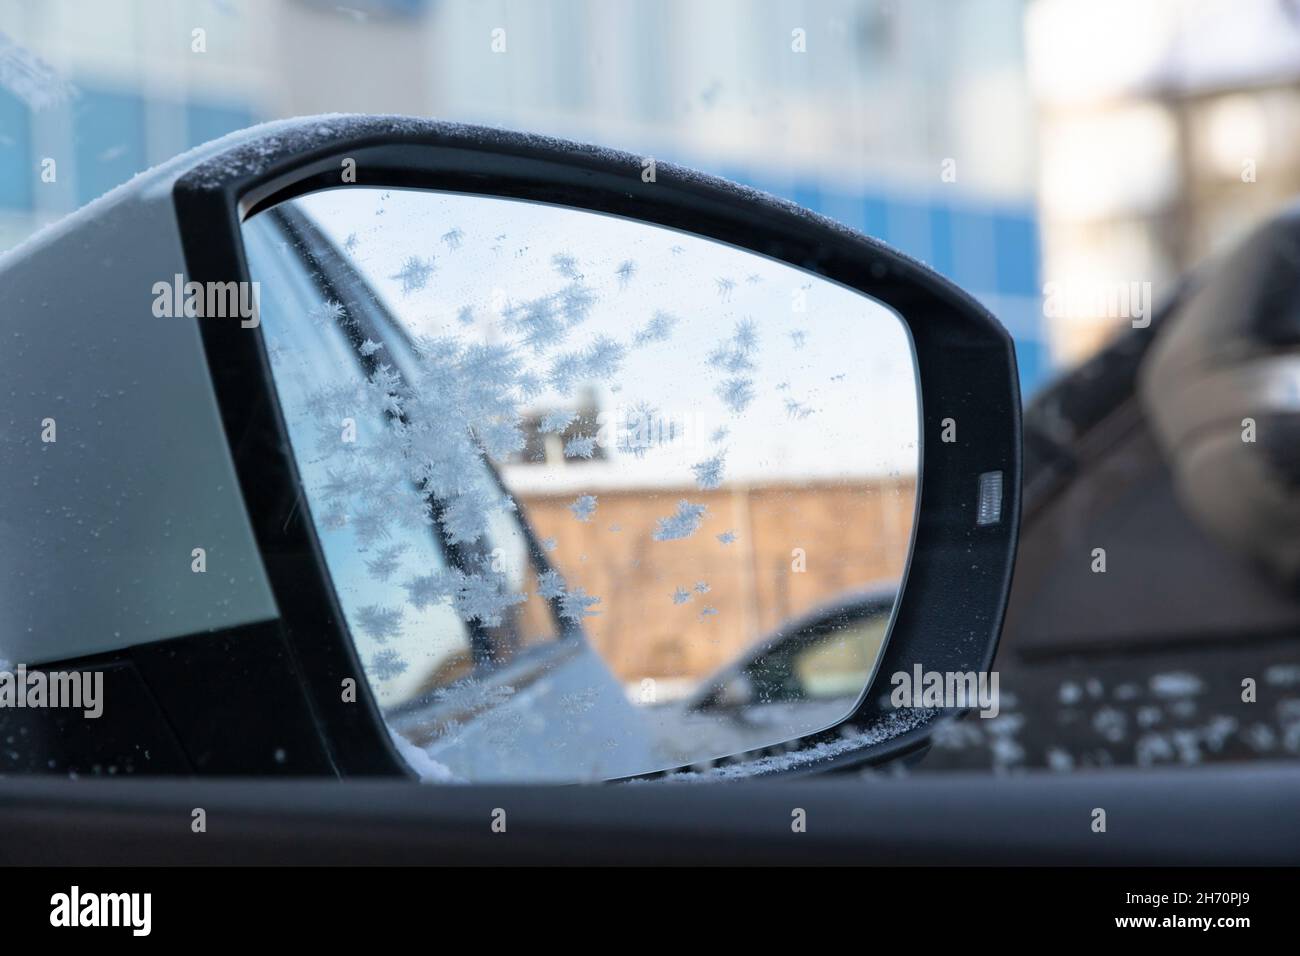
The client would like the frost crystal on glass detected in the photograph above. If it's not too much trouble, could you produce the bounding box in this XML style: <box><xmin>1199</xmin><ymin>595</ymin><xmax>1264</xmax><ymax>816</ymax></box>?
<box><xmin>560</xmin><ymin>587</ymin><xmax>601</xmax><ymax>621</ymax></box>
<box><xmin>354</xmin><ymin>604</ymin><xmax>403</xmax><ymax>642</ymax></box>
<box><xmin>633</xmin><ymin>310</ymin><xmax>679</xmax><ymax>346</ymax></box>
<box><xmin>564</xmin><ymin>435</ymin><xmax>597</xmax><ymax>459</ymax></box>
<box><xmin>570</xmin><ymin>494</ymin><xmax>598</xmax><ymax>522</ymax></box>
<box><xmin>652</xmin><ymin>500</ymin><xmax>707</xmax><ymax>541</ymax></box>
<box><xmin>691</xmin><ymin>452</ymin><xmax>726</xmax><ymax>490</ymax></box>
<box><xmin>370</xmin><ymin>649</ymin><xmax>408</xmax><ymax>682</ymax></box>
<box><xmin>390</xmin><ymin>255</ymin><xmax>434</xmax><ymax>294</ymax></box>
<box><xmin>537</xmin><ymin>569</ymin><xmax>567</xmax><ymax>600</ymax></box>
<box><xmin>715</xmin><ymin>377</ymin><xmax>755</xmax><ymax>413</ymax></box>
<box><xmin>541</xmin><ymin>409</ymin><xmax>576</xmax><ymax>433</ymax></box>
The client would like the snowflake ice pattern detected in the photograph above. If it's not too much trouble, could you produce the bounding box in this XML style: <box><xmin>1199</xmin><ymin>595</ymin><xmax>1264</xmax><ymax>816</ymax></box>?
<box><xmin>715</xmin><ymin>377</ymin><xmax>755</xmax><ymax>414</ymax></box>
<box><xmin>653</xmin><ymin>500</ymin><xmax>707</xmax><ymax>541</ymax></box>
<box><xmin>541</xmin><ymin>409</ymin><xmax>576</xmax><ymax>433</ymax></box>
<box><xmin>633</xmin><ymin>311</ymin><xmax>679</xmax><ymax>346</ymax></box>
<box><xmin>307</xmin><ymin>299</ymin><xmax>346</xmax><ymax>328</ymax></box>
<box><xmin>364</xmin><ymin>544</ymin><xmax>408</xmax><ymax>582</ymax></box>
<box><xmin>691</xmin><ymin>452</ymin><xmax>726</xmax><ymax>490</ymax></box>
<box><xmin>537</xmin><ymin>569</ymin><xmax>567</xmax><ymax>601</ymax></box>
<box><xmin>564</xmin><ymin>435</ymin><xmax>597</xmax><ymax>459</ymax></box>
<box><xmin>560</xmin><ymin>587</ymin><xmax>601</xmax><ymax>621</ymax></box>
<box><xmin>354</xmin><ymin>604</ymin><xmax>403</xmax><ymax>643</ymax></box>
<box><xmin>570</xmin><ymin>494</ymin><xmax>598</xmax><ymax>522</ymax></box>
<box><xmin>390</xmin><ymin>255</ymin><xmax>434</xmax><ymax>294</ymax></box>
<box><xmin>370</xmin><ymin>649</ymin><xmax>408</xmax><ymax>682</ymax></box>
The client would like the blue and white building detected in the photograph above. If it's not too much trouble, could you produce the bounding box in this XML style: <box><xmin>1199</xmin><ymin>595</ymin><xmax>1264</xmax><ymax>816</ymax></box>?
<box><xmin>0</xmin><ymin>0</ymin><xmax>1049</xmax><ymax>393</ymax></box>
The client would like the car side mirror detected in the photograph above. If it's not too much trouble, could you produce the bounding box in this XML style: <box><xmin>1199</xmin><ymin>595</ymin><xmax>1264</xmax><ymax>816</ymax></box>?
<box><xmin>1</xmin><ymin>116</ymin><xmax>1019</xmax><ymax>781</ymax></box>
<box><xmin>214</xmin><ymin>118</ymin><xmax>1022</xmax><ymax>781</ymax></box>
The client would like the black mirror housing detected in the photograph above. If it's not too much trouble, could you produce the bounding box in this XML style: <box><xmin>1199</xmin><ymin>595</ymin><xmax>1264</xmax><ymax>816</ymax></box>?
<box><xmin>174</xmin><ymin>116</ymin><xmax>1020</xmax><ymax>778</ymax></box>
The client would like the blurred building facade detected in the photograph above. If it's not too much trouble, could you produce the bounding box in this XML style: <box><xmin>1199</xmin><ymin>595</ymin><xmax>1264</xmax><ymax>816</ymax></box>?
<box><xmin>1027</xmin><ymin>0</ymin><xmax>1300</xmax><ymax>366</ymax></box>
<box><xmin>0</xmin><ymin>0</ymin><xmax>261</xmax><ymax>250</ymax></box>
<box><xmin>1</xmin><ymin>0</ymin><xmax>1050</xmax><ymax>392</ymax></box>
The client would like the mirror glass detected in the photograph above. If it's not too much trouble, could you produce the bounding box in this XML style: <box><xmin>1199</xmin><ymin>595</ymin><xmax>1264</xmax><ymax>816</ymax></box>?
<box><xmin>242</xmin><ymin>186</ymin><xmax>919</xmax><ymax>782</ymax></box>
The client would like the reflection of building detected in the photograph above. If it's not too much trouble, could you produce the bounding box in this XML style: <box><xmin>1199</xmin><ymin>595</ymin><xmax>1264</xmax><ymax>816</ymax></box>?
<box><xmin>519</xmin><ymin>477</ymin><xmax>915</xmax><ymax>688</ymax></box>
<box><xmin>1027</xmin><ymin>0</ymin><xmax>1300</xmax><ymax>366</ymax></box>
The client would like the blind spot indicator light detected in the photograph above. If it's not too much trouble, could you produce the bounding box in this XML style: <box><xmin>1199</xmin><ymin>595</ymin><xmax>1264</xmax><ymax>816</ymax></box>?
<box><xmin>976</xmin><ymin>471</ymin><xmax>1003</xmax><ymax>527</ymax></box>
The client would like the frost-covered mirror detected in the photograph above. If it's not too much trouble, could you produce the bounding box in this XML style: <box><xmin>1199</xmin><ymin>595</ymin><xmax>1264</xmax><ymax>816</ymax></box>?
<box><xmin>242</xmin><ymin>186</ymin><xmax>919</xmax><ymax>782</ymax></box>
